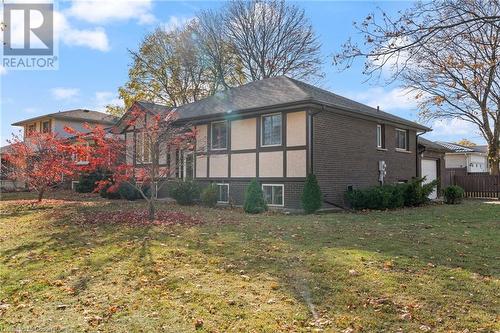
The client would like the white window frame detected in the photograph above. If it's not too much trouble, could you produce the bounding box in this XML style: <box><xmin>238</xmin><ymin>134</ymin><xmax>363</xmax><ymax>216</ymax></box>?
<box><xmin>376</xmin><ymin>124</ymin><xmax>382</xmax><ymax>148</ymax></box>
<box><xmin>71</xmin><ymin>181</ymin><xmax>79</xmax><ymax>191</ymax></box>
<box><xmin>395</xmin><ymin>128</ymin><xmax>408</xmax><ymax>151</ymax></box>
<box><xmin>210</xmin><ymin>120</ymin><xmax>228</xmax><ymax>150</ymax></box>
<box><xmin>216</xmin><ymin>183</ymin><xmax>229</xmax><ymax>203</ymax></box>
<box><xmin>262</xmin><ymin>184</ymin><xmax>284</xmax><ymax>207</ymax></box>
<box><xmin>261</xmin><ymin>113</ymin><xmax>282</xmax><ymax>147</ymax></box>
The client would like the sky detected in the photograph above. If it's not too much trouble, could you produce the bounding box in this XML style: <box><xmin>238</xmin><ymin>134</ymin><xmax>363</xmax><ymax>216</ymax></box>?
<box><xmin>0</xmin><ymin>0</ymin><xmax>485</xmax><ymax>146</ymax></box>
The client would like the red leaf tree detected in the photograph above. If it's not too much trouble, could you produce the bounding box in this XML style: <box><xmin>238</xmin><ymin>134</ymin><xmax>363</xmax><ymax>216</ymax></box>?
<box><xmin>92</xmin><ymin>104</ymin><xmax>198</xmax><ymax>221</ymax></box>
<box><xmin>3</xmin><ymin>131</ymin><xmax>76</xmax><ymax>202</ymax></box>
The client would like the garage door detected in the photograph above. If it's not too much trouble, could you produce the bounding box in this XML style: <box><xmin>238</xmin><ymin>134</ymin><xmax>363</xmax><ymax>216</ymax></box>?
<box><xmin>421</xmin><ymin>159</ymin><xmax>438</xmax><ymax>199</ymax></box>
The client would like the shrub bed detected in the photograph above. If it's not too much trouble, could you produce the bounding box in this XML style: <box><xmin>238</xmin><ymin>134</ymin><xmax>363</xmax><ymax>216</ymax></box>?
<box><xmin>444</xmin><ymin>185</ymin><xmax>465</xmax><ymax>204</ymax></box>
<box><xmin>346</xmin><ymin>177</ymin><xmax>438</xmax><ymax>210</ymax></box>
<box><xmin>201</xmin><ymin>183</ymin><xmax>218</xmax><ymax>207</ymax></box>
<box><xmin>169</xmin><ymin>180</ymin><xmax>200</xmax><ymax>205</ymax></box>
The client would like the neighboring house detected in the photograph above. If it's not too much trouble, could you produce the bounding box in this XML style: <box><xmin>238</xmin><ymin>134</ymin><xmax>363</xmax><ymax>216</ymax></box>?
<box><xmin>119</xmin><ymin>76</ymin><xmax>430</xmax><ymax>209</ymax></box>
<box><xmin>436</xmin><ymin>141</ymin><xmax>489</xmax><ymax>173</ymax></box>
<box><xmin>417</xmin><ymin>137</ymin><xmax>450</xmax><ymax>199</ymax></box>
<box><xmin>1</xmin><ymin>109</ymin><xmax>120</xmax><ymax>190</ymax></box>
<box><xmin>11</xmin><ymin>109</ymin><xmax>119</xmax><ymax>139</ymax></box>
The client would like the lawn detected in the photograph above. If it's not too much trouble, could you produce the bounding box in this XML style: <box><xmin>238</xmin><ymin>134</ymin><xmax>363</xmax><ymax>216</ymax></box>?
<box><xmin>0</xmin><ymin>191</ymin><xmax>499</xmax><ymax>332</ymax></box>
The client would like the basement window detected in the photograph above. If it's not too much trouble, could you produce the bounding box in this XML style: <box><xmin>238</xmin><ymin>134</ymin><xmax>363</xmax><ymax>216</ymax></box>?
<box><xmin>262</xmin><ymin>184</ymin><xmax>284</xmax><ymax>206</ymax></box>
<box><xmin>217</xmin><ymin>183</ymin><xmax>229</xmax><ymax>203</ymax></box>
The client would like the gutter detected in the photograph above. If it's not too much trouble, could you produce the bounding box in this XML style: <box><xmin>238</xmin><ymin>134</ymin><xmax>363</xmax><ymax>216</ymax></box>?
<box><xmin>416</xmin><ymin>131</ymin><xmax>428</xmax><ymax>178</ymax></box>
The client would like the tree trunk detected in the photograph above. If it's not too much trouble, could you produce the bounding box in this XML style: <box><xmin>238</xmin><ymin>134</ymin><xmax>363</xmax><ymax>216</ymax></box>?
<box><xmin>148</xmin><ymin>200</ymin><xmax>155</xmax><ymax>221</ymax></box>
<box><xmin>489</xmin><ymin>146</ymin><xmax>499</xmax><ymax>175</ymax></box>
<box><xmin>37</xmin><ymin>187</ymin><xmax>45</xmax><ymax>202</ymax></box>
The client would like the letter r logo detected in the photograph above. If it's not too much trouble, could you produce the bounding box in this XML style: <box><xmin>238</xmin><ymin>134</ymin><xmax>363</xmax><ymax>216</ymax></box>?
<box><xmin>3</xmin><ymin>3</ymin><xmax>54</xmax><ymax>56</ymax></box>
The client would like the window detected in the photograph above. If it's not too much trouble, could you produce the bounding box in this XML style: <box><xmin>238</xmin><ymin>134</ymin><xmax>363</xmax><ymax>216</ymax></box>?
<box><xmin>261</xmin><ymin>113</ymin><xmax>282</xmax><ymax>146</ymax></box>
<box><xmin>217</xmin><ymin>183</ymin><xmax>229</xmax><ymax>203</ymax></box>
<box><xmin>42</xmin><ymin>121</ymin><xmax>50</xmax><ymax>133</ymax></box>
<box><xmin>136</xmin><ymin>131</ymin><xmax>152</xmax><ymax>163</ymax></box>
<box><xmin>262</xmin><ymin>184</ymin><xmax>284</xmax><ymax>206</ymax></box>
<box><xmin>376</xmin><ymin>124</ymin><xmax>385</xmax><ymax>148</ymax></box>
<box><xmin>395</xmin><ymin>129</ymin><xmax>408</xmax><ymax>150</ymax></box>
<box><xmin>211</xmin><ymin>121</ymin><xmax>228</xmax><ymax>150</ymax></box>
<box><xmin>27</xmin><ymin>123</ymin><xmax>36</xmax><ymax>136</ymax></box>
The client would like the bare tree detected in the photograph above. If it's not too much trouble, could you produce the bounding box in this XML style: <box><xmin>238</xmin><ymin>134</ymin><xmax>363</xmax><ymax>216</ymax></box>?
<box><xmin>196</xmin><ymin>9</ymin><xmax>246</xmax><ymax>90</ymax></box>
<box><xmin>334</xmin><ymin>0</ymin><xmax>500</xmax><ymax>175</ymax></box>
<box><xmin>223</xmin><ymin>0</ymin><xmax>323</xmax><ymax>82</ymax></box>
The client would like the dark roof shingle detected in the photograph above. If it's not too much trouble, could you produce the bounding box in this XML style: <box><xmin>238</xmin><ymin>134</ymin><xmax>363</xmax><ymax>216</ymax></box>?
<box><xmin>170</xmin><ymin>76</ymin><xmax>429</xmax><ymax>130</ymax></box>
<box><xmin>12</xmin><ymin>109</ymin><xmax>119</xmax><ymax>126</ymax></box>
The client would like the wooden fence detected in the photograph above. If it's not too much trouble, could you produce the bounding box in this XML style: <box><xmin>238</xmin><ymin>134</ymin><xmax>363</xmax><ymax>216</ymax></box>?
<box><xmin>453</xmin><ymin>174</ymin><xmax>500</xmax><ymax>199</ymax></box>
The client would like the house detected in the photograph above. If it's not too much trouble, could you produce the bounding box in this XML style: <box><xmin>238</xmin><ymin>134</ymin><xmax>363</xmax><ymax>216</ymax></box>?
<box><xmin>119</xmin><ymin>76</ymin><xmax>431</xmax><ymax>209</ymax></box>
<box><xmin>436</xmin><ymin>141</ymin><xmax>489</xmax><ymax>173</ymax></box>
<box><xmin>11</xmin><ymin>109</ymin><xmax>119</xmax><ymax>139</ymax></box>
<box><xmin>1</xmin><ymin>109</ymin><xmax>120</xmax><ymax>191</ymax></box>
<box><xmin>417</xmin><ymin>137</ymin><xmax>450</xmax><ymax>199</ymax></box>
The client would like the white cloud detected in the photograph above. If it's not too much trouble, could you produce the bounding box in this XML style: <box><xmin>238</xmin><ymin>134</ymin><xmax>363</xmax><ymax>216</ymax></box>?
<box><xmin>162</xmin><ymin>16</ymin><xmax>194</xmax><ymax>32</ymax></box>
<box><xmin>51</xmin><ymin>87</ymin><xmax>80</xmax><ymax>100</ymax></box>
<box><xmin>54</xmin><ymin>11</ymin><xmax>110</xmax><ymax>52</ymax></box>
<box><xmin>345</xmin><ymin>87</ymin><xmax>418</xmax><ymax>111</ymax></box>
<box><xmin>94</xmin><ymin>91</ymin><xmax>123</xmax><ymax>111</ymax></box>
<box><xmin>67</xmin><ymin>0</ymin><xmax>156</xmax><ymax>25</ymax></box>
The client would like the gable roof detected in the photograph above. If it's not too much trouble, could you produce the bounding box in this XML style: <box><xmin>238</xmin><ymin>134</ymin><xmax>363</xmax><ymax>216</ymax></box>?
<box><xmin>167</xmin><ymin>76</ymin><xmax>429</xmax><ymax>131</ymax></box>
<box><xmin>114</xmin><ymin>101</ymin><xmax>174</xmax><ymax>132</ymax></box>
<box><xmin>435</xmin><ymin>141</ymin><xmax>487</xmax><ymax>153</ymax></box>
<box><xmin>12</xmin><ymin>109</ymin><xmax>119</xmax><ymax>126</ymax></box>
<box><xmin>418</xmin><ymin>137</ymin><xmax>451</xmax><ymax>152</ymax></box>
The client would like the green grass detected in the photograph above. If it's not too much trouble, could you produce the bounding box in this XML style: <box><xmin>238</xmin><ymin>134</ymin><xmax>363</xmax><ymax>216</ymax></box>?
<box><xmin>0</xmin><ymin>191</ymin><xmax>499</xmax><ymax>332</ymax></box>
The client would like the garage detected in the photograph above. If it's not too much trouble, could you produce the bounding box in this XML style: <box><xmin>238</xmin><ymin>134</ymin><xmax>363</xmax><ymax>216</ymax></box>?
<box><xmin>421</xmin><ymin>159</ymin><xmax>438</xmax><ymax>199</ymax></box>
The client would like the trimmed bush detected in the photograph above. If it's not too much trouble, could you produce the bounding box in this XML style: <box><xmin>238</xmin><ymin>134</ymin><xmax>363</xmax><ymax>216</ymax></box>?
<box><xmin>244</xmin><ymin>179</ymin><xmax>267</xmax><ymax>214</ymax></box>
<box><xmin>119</xmin><ymin>181</ymin><xmax>140</xmax><ymax>201</ymax></box>
<box><xmin>402</xmin><ymin>177</ymin><xmax>438</xmax><ymax>207</ymax></box>
<box><xmin>169</xmin><ymin>180</ymin><xmax>200</xmax><ymax>205</ymax></box>
<box><xmin>99</xmin><ymin>182</ymin><xmax>121</xmax><ymax>199</ymax></box>
<box><xmin>201</xmin><ymin>183</ymin><xmax>218</xmax><ymax>207</ymax></box>
<box><xmin>75</xmin><ymin>171</ymin><xmax>106</xmax><ymax>193</ymax></box>
<box><xmin>444</xmin><ymin>185</ymin><xmax>464</xmax><ymax>204</ymax></box>
<box><xmin>117</xmin><ymin>181</ymin><xmax>152</xmax><ymax>201</ymax></box>
<box><xmin>345</xmin><ymin>177</ymin><xmax>438</xmax><ymax>210</ymax></box>
<box><xmin>302</xmin><ymin>174</ymin><xmax>322</xmax><ymax>214</ymax></box>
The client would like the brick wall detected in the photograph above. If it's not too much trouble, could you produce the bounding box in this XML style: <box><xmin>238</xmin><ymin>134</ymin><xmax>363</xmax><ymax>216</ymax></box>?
<box><xmin>196</xmin><ymin>179</ymin><xmax>304</xmax><ymax>209</ymax></box>
<box><xmin>313</xmin><ymin>110</ymin><xmax>417</xmax><ymax>206</ymax></box>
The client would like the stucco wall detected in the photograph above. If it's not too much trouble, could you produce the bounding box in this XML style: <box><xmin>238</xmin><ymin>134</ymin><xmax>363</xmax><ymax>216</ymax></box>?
<box><xmin>286</xmin><ymin>111</ymin><xmax>306</xmax><ymax>147</ymax></box>
<box><xmin>196</xmin><ymin>155</ymin><xmax>207</xmax><ymax>178</ymax></box>
<box><xmin>196</xmin><ymin>124</ymin><xmax>208</xmax><ymax>152</ymax></box>
<box><xmin>231</xmin><ymin>152</ymin><xmax>257</xmax><ymax>177</ymax></box>
<box><xmin>259</xmin><ymin>151</ymin><xmax>283</xmax><ymax>177</ymax></box>
<box><xmin>286</xmin><ymin>149</ymin><xmax>307</xmax><ymax>177</ymax></box>
<box><xmin>209</xmin><ymin>154</ymin><xmax>228</xmax><ymax>178</ymax></box>
<box><xmin>231</xmin><ymin>118</ymin><xmax>256</xmax><ymax>150</ymax></box>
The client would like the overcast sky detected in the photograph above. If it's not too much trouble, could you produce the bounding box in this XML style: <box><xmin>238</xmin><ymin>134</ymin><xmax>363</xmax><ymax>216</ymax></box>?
<box><xmin>0</xmin><ymin>0</ymin><xmax>485</xmax><ymax>146</ymax></box>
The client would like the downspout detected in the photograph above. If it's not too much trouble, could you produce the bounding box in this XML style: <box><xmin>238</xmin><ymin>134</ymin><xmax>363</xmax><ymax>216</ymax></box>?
<box><xmin>416</xmin><ymin>131</ymin><xmax>426</xmax><ymax>178</ymax></box>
